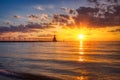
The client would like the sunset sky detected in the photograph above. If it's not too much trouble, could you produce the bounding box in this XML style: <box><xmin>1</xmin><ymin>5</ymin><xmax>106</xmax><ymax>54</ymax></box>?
<box><xmin>0</xmin><ymin>0</ymin><xmax>120</xmax><ymax>41</ymax></box>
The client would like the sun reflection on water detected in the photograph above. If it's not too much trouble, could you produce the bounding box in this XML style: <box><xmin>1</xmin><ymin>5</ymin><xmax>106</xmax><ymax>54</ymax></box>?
<box><xmin>77</xmin><ymin>41</ymin><xmax>89</xmax><ymax>80</ymax></box>
<box><xmin>77</xmin><ymin>76</ymin><xmax>88</xmax><ymax>80</ymax></box>
<box><xmin>79</xmin><ymin>52</ymin><xmax>84</xmax><ymax>55</ymax></box>
<box><xmin>78</xmin><ymin>40</ymin><xmax>84</xmax><ymax>62</ymax></box>
<box><xmin>79</xmin><ymin>40</ymin><xmax>83</xmax><ymax>50</ymax></box>
<box><xmin>79</xmin><ymin>56</ymin><xmax>84</xmax><ymax>61</ymax></box>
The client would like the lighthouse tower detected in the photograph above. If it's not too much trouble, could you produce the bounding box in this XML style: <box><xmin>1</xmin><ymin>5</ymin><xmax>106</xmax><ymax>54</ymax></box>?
<box><xmin>52</xmin><ymin>35</ymin><xmax>57</xmax><ymax>42</ymax></box>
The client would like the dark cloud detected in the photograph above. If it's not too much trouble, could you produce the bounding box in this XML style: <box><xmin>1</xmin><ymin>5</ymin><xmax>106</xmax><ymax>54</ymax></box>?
<box><xmin>87</xmin><ymin>0</ymin><xmax>98</xmax><ymax>3</ymax></box>
<box><xmin>69</xmin><ymin>9</ymin><xmax>76</xmax><ymax>14</ymax></box>
<box><xmin>52</xmin><ymin>0</ymin><xmax>120</xmax><ymax>28</ymax></box>
<box><xmin>87</xmin><ymin>0</ymin><xmax>119</xmax><ymax>3</ymax></box>
<box><xmin>74</xmin><ymin>4</ymin><xmax>120</xmax><ymax>27</ymax></box>
<box><xmin>52</xmin><ymin>14</ymin><xmax>68</xmax><ymax>24</ymax></box>
<box><xmin>13</xmin><ymin>15</ymin><xmax>22</xmax><ymax>19</ymax></box>
<box><xmin>0</xmin><ymin>23</ymin><xmax>54</xmax><ymax>33</ymax></box>
<box><xmin>28</xmin><ymin>14</ymin><xmax>39</xmax><ymax>20</ymax></box>
<box><xmin>61</xmin><ymin>7</ymin><xmax>76</xmax><ymax>15</ymax></box>
<box><xmin>61</xmin><ymin>7</ymin><xmax>68</xmax><ymax>11</ymax></box>
<box><xmin>50</xmin><ymin>0</ymin><xmax>119</xmax><ymax>28</ymax></box>
<box><xmin>3</xmin><ymin>21</ymin><xmax>12</xmax><ymax>25</ymax></box>
<box><xmin>75</xmin><ymin>7</ymin><xmax>99</xmax><ymax>27</ymax></box>
<box><xmin>0</xmin><ymin>25</ymin><xmax>28</xmax><ymax>33</ymax></box>
<box><xmin>109</xmin><ymin>28</ymin><xmax>120</xmax><ymax>32</ymax></box>
<box><xmin>52</xmin><ymin>14</ymin><xmax>75</xmax><ymax>26</ymax></box>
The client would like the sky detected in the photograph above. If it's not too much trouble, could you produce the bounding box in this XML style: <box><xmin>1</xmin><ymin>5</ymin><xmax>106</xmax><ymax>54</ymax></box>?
<box><xmin>0</xmin><ymin>0</ymin><xmax>86</xmax><ymax>25</ymax></box>
<box><xmin>0</xmin><ymin>0</ymin><xmax>120</xmax><ymax>41</ymax></box>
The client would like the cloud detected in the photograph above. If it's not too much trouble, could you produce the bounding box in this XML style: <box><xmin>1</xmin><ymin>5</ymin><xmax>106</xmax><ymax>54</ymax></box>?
<box><xmin>52</xmin><ymin>13</ymin><xmax>75</xmax><ymax>27</ymax></box>
<box><xmin>40</xmin><ymin>14</ymin><xmax>48</xmax><ymax>20</ymax></box>
<box><xmin>61</xmin><ymin>7</ymin><xmax>76</xmax><ymax>15</ymax></box>
<box><xmin>28</xmin><ymin>14</ymin><xmax>39</xmax><ymax>20</ymax></box>
<box><xmin>35</xmin><ymin>5</ymin><xmax>44</xmax><ymax>10</ymax></box>
<box><xmin>13</xmin><ymin>15</ymin><xmax>22</xmax><ymax>19</ymax></box>
<box><xmin>52</xmin><ymin>3</ymin><xmax>120</xmax><ymax>28</ymax></box>
<box><xmin>35</xmin><ymin>5</ymin><xmax>54</xmax><ymax>11</ymax></box>
<box><xmin>0</xmin><ymin>23</ymin><xmax>54</xmax><ymax>33</ymax></box>
<box><xmin>75</xmin><ymin>5</ymin><xmax>120</xmax><ymax>27</ymax></box>
<box><xmin>52</xmin><ymin>0</ymin><xmax>120</xmax><ymax>28</ymax></box>
<box><xmin>87</xmin><ymin>0</ymin><xmax>98</xmax><ymax>3</ymax></box>
<box><xmin>69</xmin><ymin>9</ymin><xmax>76</xmax><ymax>14</ymax></box>
<box><xmin>52</xmin><ymin>14</ymin><xmax>69</xmax><ymax>25</ymax></box>
<box><xmin>0</xmin><ymin>25</ymin><xmax>27</xmax><ymax>33</ymax></box>
<box><xmin>3</xmin><ymin>21</ymin><xmax>12</xmax><ymax>25</ymax></box>
<box><xmin>87</xmin><ymin>0</ymin><xmax>119</xmax><ymax>4</ymax></box>
<box><xmin>61</xmin><ymin>7</ymin><xmax>68</xmax><ymax>11</ymax></box>
<box><xmin>109</xmin><ymin>28</ymin><xmax>120</xmax><ymax>32</ymax></box>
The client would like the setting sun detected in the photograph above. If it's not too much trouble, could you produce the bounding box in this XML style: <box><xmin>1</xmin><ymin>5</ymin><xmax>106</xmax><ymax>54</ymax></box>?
<box><xmin>79</xmin><ymin>34</ymin><xmax>84</xmax><ymax>40</ymax></box>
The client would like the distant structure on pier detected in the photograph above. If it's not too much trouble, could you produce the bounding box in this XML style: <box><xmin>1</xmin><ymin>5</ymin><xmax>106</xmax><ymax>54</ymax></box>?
<box><xmin>52</xmin><ymin>35</ymin><xmax>57</xmax><ymax>42</ymax></box>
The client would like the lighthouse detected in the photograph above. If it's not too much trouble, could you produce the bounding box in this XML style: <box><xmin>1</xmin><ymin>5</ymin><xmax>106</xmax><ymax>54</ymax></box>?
<box><xmin>52</xmin><ymin>35</ymin><xmax>57</xmax><ymax>42</ymax></box>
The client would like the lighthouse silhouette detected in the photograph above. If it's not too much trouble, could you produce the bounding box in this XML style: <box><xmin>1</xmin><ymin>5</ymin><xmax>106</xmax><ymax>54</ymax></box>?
<box><xmin>52</xmin><ymin>35</ymin><xmax>57</xmax><ymax>42</ymax></box>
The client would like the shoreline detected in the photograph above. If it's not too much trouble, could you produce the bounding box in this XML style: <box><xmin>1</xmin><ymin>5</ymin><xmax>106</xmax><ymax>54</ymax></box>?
<box><xmin>0</xmin><ymin>41</ymin><xmax>58</xmax><ymax>43</ymax></box>
<box><xmin>0</xmin><ymin>69</ymin><xmax>61</xmax><ymax>80</ymax></box>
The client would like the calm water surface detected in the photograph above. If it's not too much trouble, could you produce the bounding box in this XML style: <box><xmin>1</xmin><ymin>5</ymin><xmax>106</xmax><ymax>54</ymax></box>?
<box><xmin>0</xmin><ymin>41</ymin><xmax>120</xmax><ymax>80</ymax></box>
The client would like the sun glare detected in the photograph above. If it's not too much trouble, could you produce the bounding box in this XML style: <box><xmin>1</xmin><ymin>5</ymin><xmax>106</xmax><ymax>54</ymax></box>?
<box><xmin>79</xmin><ymin>34</ymin><xmax>84</xmax><ymax>40</ymax></box>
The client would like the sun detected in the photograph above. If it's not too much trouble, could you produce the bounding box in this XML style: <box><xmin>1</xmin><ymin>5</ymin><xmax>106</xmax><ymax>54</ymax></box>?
<box><xmin>79</xmin><ymin>34</ymin><xmax>84</xmax><ymax>40</ymax></box>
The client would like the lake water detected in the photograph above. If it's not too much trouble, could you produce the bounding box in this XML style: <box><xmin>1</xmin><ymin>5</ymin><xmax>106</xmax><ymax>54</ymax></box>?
<box><xmin>0</xmin><ymin>41</ymin><xmax>120</xmax><ymax>80</ymax></box>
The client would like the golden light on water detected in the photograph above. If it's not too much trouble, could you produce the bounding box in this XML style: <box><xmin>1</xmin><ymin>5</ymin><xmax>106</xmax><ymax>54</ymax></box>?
<box><xmin>78</xmin><ymin>40</ymin><xmax>84</xmax><ymax>62</ymax></box>
<box><xmin>79</xmin><ymin>40</ymin><xmax>83</xmax><ymax>50</ymax></box>
<box><xmin>79</xmin><ymin>56</ymin><xmax>84</xmax><ymax>62</ymax></box>
<box><xmin>77</xmin><ymin>76</ymin><xmax>84</xmax><ymax>80</ymax></box>
<box><xmin>77</xmin><ymin>76</ymin><xmax>88</xmax><ymax>80</ymax></box>
<box><xmin>79</xmin><ymin>52</ymin><xmax>84</xmax><ymax>55</ymax></box>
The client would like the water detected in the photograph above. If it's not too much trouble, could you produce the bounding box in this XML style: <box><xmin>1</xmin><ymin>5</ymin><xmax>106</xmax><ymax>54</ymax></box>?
<box><xmin>0</xmin><ymin>41</ymin><xmax>120</xmax><ymax>80</ymax></box>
